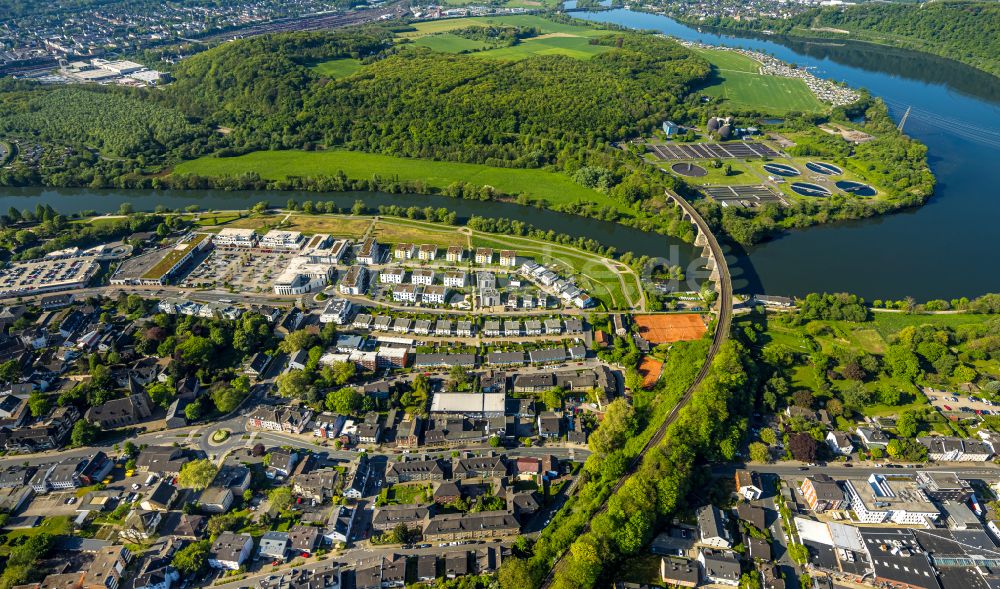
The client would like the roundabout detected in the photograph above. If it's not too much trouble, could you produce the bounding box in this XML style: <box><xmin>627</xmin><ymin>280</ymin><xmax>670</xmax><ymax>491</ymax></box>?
<box><xmin>762</xmin><ymin>163</ymin><xmax>800</xmax><ymax>177</ymax></box>
<box><xmin>209</xmin><ymin>429</ymin><xmax>231</xmax><ymax>444</ymax></box>
<box><xmin>836</xmin><ymin>180</ymin><xmax>877</xmax><ymax>197</ymax></box>
<box><xmin>790</xmin><ymin>182</ymin><xmax>832</xmax><ymax>197</ymax></box>
<box><xmin>670</xmin><ymin>162</ymin><xmax>707</xmax><ymax>177</ymax></box>
<box><xmin>806</xmin><ymin>161</ymin><xmax>843</xmax><ymax>175</ymax></box>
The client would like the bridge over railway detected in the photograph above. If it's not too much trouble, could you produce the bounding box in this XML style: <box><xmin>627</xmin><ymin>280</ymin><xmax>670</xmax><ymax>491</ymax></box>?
<box><xmin>541</xmin><ymin>188</ymin><xmax>733</xmax><ymax>588</ymax></box>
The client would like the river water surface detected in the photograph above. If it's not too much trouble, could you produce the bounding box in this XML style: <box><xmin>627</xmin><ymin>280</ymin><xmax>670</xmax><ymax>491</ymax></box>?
<box><xmin>2</xmin><ymin>11</ymin><xmax>999</xmax><ymax>299</ymax></box>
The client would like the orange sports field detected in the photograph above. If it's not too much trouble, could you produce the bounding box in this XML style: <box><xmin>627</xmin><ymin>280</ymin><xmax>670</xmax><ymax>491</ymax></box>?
<box><xmin>634</xmin><ymin>313</ymin><xmax>707</xmax><ymax>344</ymax></box>
<box><xmin>638</xmin><ymin>356</ymin><xmax>663</xmax><ymax>388</ymax></box>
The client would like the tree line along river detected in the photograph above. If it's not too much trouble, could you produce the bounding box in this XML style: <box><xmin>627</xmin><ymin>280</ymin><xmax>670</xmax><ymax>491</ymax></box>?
<box><xmin>1</xmin><ymin>9</ymin><xmax>999</xmax><ymax>300</ymax></box>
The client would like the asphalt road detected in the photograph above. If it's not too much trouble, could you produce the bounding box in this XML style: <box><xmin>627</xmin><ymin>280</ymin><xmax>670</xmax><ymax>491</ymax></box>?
<box><xmin>713</xmin><ymin>461</ymin><xmax>1000</xmax><ymax>480</ymax></box>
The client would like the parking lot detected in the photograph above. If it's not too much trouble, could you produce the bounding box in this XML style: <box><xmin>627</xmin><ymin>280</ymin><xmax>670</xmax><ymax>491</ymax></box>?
<box><xmin>0</xmin><ymin>256</ymin><xmax>101</xmax><ymax>297</ymax></box>
<box><xmin>924</xmin><ymin>387</ymin><xmax>997</xmax><ymax>416</ymax></box>
<box><xmin>181</xmin><ymin>249</ymin><xmax>294</xmax><ymax>291</ymax></box>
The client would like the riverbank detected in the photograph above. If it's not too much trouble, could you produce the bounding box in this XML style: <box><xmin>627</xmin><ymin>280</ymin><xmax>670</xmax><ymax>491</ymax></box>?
<box><xmin>654</xmin><ymin>2</ymin><xmax>1000</xmax><ymax>81</ymax></box>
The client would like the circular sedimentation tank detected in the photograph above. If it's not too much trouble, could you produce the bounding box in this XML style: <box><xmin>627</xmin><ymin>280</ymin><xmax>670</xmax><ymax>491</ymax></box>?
<box><xmin>806</xmin><ymin>161</ymin><xmax>843</xmax><ymax>175</ymax></box>
<box><xmin>790</xmin><ymin>182</ymin><xmax>832</xmax><ymax>197</ymax></box>
<box><xmin>836</xmin><ymin>180</ymin><xmax>877</xmax><ymax>197</ymax></box>
<box><xmin>763</xmin><ymin>163</ymin><xmax>800</xmax><ymax>177</ymax></box>
<box><xmin>670</xmin><ymin>162</ymin><xmax>708</xmax><ymax>177</ymax></box>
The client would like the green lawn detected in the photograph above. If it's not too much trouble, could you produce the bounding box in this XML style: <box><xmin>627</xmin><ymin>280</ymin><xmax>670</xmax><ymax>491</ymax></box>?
<box><xmin>402</xmin><ymin>15</ymin><xmax>610</xmax><ymax>60</ymax></box>
<box><xmin>475</xmin><ymin>36</ymin><xmax>611</xmax><ymax>61</ymax></box>
<box><xmin>386</xmin><ymin>483</ymin><xmax>430</xmax><ymax>505</ymax></box>
<box><xmin>174</xmin><ymin>149</ymin><xmax>617</xmax><ymax>209</ymax></box>
<box><xmin>700</xmin><ymin>70</ymin><xmax>824</xmax><ymax>114</ymax></box>
<box><xmin>310</xmin><ymin>58</ymin><xmax>364</xmax><ymax>78</ymax></box>
<box><xmin>400</xmin><ymin>15</ymin><xmax>606</xmax><ymax>38</ymax></box>
<box><xmin>0</xmin><ymin>516</ymin><xmax>72</xmax><ymax>554</ymax></box>
<box><xmin>692</xmin><ymin>48</ymin><xmax>823</xmax><ymax>114</ymax></box>
<box><xmin>693</xmin><ymin>48</ymin><xmax>761</xmax><ymax>73</ymax></box>
<box><xmin>413</xmin><ymin>34</ymin><xmax>491</xmax><ymax>53</ymax></box>
<box><xmin>661</xmin><ymin>158</ymin><xmax>758</xmax><ymax>185</ymax></box>
<box><xmin>870</xmin><ymin>311</ymin><xmax>993</xmax><ymax>338</ymax></box>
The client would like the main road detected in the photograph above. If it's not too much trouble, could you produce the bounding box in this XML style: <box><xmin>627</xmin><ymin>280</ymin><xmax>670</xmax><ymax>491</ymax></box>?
<box><xmin>541</xmin><ymin>189</ymin><xmax>733</xmax><ymax>586</ymax></box>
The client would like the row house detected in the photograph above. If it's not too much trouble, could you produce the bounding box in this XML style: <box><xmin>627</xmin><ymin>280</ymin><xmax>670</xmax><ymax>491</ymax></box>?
<box><xmin>443</xmin><ymin>271</ymin><xmax>467</xmax><ymax>288</ymax></box>
<box><xmin>245</xmin><ymin>406</ymin><xmax>313</xmax><ymax>434</ymax></box>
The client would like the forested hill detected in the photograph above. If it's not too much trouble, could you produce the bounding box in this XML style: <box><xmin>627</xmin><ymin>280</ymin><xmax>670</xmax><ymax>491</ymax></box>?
<box><xmin>164</xmin><ymin>27</ymin><xmax>711</xmax><ymax>167</ymax></box>
<box><xmin>698</xmin><ymin>1</ymin><xmax>1000</xmax><ymax>79</ymax></box>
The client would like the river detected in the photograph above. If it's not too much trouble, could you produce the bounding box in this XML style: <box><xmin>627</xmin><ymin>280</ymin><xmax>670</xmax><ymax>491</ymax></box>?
<box><xmin>0</xmin><ymin>185</ymin><xmax>700</xmax><ymax>273</ymax></box>
<box><xmin>2</xmin><ymin>12</ymin><xmax>999</xmax><ymax>300</ymax></box>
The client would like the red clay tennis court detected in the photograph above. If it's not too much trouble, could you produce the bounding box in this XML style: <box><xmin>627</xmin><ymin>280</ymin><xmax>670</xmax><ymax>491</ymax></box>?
<box><xmin>634</xmin><ymin>314</ymin><xmax>707</xmax><ymax>344</ymax></box>
<box><xmin>639</xmin><ymin>356</ymin><xmax>663</xmax><ymax>388</ymax></box>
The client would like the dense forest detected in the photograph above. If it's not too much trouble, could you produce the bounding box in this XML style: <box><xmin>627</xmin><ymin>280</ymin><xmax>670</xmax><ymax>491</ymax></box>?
<box><xmin>0</xmin><ymin>85</ymin><xmax>210</xmax><ymax>159</ymax></box>
<box><xmin>692</xmin><ymin>0</ymin><xmax>1000</xmax><ymax>78</ymax></box>
<box><xmin>165</xmin><ymin>28</ymin><xmax>710</xmax><ymax>166</ymax></box>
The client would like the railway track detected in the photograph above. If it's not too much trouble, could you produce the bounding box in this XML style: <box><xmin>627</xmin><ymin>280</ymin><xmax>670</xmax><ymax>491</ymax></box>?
<box><xmin>540</xmin><ymin>191</ymin><xmax>733</xmax><ymax>588</ymax></box>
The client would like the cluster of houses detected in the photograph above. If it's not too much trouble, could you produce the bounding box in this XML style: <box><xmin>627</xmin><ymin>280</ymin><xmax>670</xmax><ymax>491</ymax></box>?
<box><xmin>721</xmin><ymin>467</ymin><xmax>1000</xmax><ymax>589</ymax></box>
<box><xmin>247</xmin><ymin>365</ymin><xmax>614</xmax><ymax>449</ymax></box>
<box><xmin>0</xmin><ymin>298</ymin><xmax>185</xmax><ymax>451</ymax></box>
<box><xmin>654</xmin><ymin>467</ymin><xmax>992</xmax><ymax>589</ymax></box>
<box><xmin>821</xmin><ymin>423</ymin><xmax>999</xmax><ymax>463</ymax></box>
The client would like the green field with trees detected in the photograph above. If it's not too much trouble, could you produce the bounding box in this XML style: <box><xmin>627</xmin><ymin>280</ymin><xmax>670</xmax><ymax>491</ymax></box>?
<box><xmin>743</xmin><ymin>292</ymin><xmax>1000</xmax><ymax>464</ymax></box>
<box><xmin>174</xmin><ymin>149</ymin><xmax>617</xmax><ymax>208</ymax></box>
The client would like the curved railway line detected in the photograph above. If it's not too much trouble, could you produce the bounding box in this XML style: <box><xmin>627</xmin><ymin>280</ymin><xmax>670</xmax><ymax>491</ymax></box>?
<box><xmin>541</xmin><ymin>189</ymin><xmax>733</xmax><ymax>588</ymax></box>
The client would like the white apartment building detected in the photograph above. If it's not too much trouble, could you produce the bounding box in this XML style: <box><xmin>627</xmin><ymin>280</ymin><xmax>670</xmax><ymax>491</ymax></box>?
<box><xmin>259</xmin><ymin>230</ymin><xmax>304</xmax><ymax>251</ymax></box>
<box><xmin>338</xmin><ymin>266</ymin><xmax>368</xmax><ymax>296</ymax></box>
<box><xmin>843</xmin><ymin>474</ymin><xmax>939</xmax><ymax>525</ymax></box>
<box><xmin>357</xmin><ymin>238</ymin><xmax>380</xmax><ymax>265</ymax></box>
<box><xmin>443</xmin><ymin>271</ymin><xmax>467</xmax><ymax>288</ymax></box>
<box><xmin>380</xmin><ymin>268</ymin><xmax>406</xmax><ymax>285</ymax></box>
<box><xmin>319</xmin><ymin>297</ymin><xmax>353</xmax><ymax>325</ymax></box>
<box><xmin>475</xmin><ymin>248</ymin><xmax>493</xmax><ymax>264</ymax></box>
<box><xmin>411</xmin><ymin>269</ymin><xmax>435</xmax><ymax>286</ymax></box>
<box><xmin>393</xmin><ymin>284</ymin><xmax>419</xmax><ymax>303</ymax></box>
<box><xmin>422</xmin><ymin>285</ymin><xmax>448</xmax><ymax>305</ymax></box>
<box><xmin>499</xmin><ymin>250</ymin><xmax>517</xmax><ymax>267</ymax></box>
<box><xmin>213</xmin><ymin>228</ymin><xmax>258</xmax><ymax>248</ymax></box>
<box><xmin>394</xmin><ymin>244</ymin><xmax>416</xmax><ymax>260</ymax></box>
<box><xmin>418</xmin><ymin>244</ymin><xmax>438</xmax><ymax>261</ymax></box>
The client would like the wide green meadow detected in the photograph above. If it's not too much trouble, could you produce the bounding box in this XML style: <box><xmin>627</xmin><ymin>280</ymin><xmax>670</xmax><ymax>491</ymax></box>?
<box><xmin>173</xmin><ymin>149</ymin><xmax>618</xmax><ymax>208</ymax></box>
<box><xmin>310</xmin><ymin>57</ymin><xmax>363</xmax><ymax>78</ymax></box>
<box><xmin>401</xmin><ymin>15</ymin><xmax>611</xmax><ymax>60</ymax></box>
<box><xmin>693</xmin><ymin>48</ymin><xmax>825</xmax><ymax>114</ymax></box>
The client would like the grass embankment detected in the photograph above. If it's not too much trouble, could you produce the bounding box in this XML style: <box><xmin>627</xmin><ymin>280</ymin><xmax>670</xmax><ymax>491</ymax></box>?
<box><xmin>372</xmin><ymin>217</ymin><xmax>468</xmax><ymax>249</ymax></box>
<box><xmin>693</xmin><ymin>48</ymin><xmax>825</xmax><ymax>114</ymax></box>
<box><xmin>219</xmin><ymin>215</ymin><xmax>373</xmax><ymax>239</ymax></box>
<box><xmin>173</xmin><ymin>149</ymin><xmax>618</xmax><ymax>210</ymax></box>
